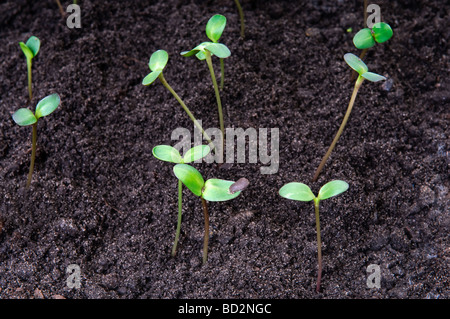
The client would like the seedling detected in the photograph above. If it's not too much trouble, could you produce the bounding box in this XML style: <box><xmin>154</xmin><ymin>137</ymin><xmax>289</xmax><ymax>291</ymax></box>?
<box><xmin>173</xmin><ymin>164</ymin><xmax>248</xmax><ymax>264</ymax></box>
<box><xmin>195</xmin><ymin>14</ymin><xmax>228</xmax><ymax>90</ymax></box>
<box><xmin>152</xmin><ymin>144</ymin><xmax>210</xmax><ymax>257</ymax></box>
<box><xmin>19</xmin><ymin>36</ymin><xmax>40</xmax><ymax>102</ymax></box>
<box><xmin>181</xmin><ymin>39</ymin><xmax>231</xmax><ymax>158</ymax></box>
<box><xmin>279</xmin><ymin>180</ymin><xmax>349</xmax><ymax>292</ymax></box>
<box><xmin>312</xmin><ymin>53</ymin><xmax>386</xmax><ymax>181</ymax></box>
<box><xmin>142</xmin><ymin>50</ymin><xmax>214</xmax><ymax>148</ymax></box>
<box><xmin>12</xmin><ymin>94</ymin><xmax>61</xmax><ymax>188</ymax></box>
<box><xmin>350</xmin><ymin>22</ymin><xmax>393</xmax><ymax>80</ymax></box>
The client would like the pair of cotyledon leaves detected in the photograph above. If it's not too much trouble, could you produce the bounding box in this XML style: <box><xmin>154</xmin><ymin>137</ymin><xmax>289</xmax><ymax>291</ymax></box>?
<box><xmin>142</xmin><ymin>43</ymin><xmax>230</xmax><ymax>87</ymax></box>
<box><xmin>153</xmin><ymin>144</ymin><xmax>242</xmax><ymax>202</ymax></box>
<box><xmin>142</xmin><ymin>15</ymin><xmax>230</xmax><ymax>86</ymax></box>
<box><xmin>19</xmin><ymin>36</ymin><xmax>40</xmax><ymax>61</ymax></box>
<box><xmin>344</xmin><ymin>53</ymin><xmax>386</xmax><ymax>82</ymax></box>
<box><xmin>192</xmin><ymin>14</ymin><xmax>227</xmax><ymax>60</ymax></box>
<box><xmin>153</xmin><ymin>144</ymin><xmax>211</xmax><ymax>165</ymax></box>
<box><xmin>180</xmin><ymin>14</ymin><xmax>230</xmax><ymax>60</ymax></box>
<box><xmin>353</xmin><ymin>22</ymin><xmax>393</xmax><ymax>50</ymax></box>
<box><xmin>12</xmin><ymin>94</ymin><xmax>61</xmax><ymax>126</ymax></box>
<box><xmin>279</xmin><ymin>180</ymin><xmax>349</xmax><ymax>203</ymax></box>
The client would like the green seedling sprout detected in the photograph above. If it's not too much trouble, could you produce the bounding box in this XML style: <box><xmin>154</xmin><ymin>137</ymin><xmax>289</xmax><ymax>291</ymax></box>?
<box><xmin>181</xmin><ymin>40</ymin><xmax>231</xmax><ymax>159</ymax></box>
<box><xmin>195</xmin><ymin>14</ymin><xmax>228</xmax><ymax>90</ymax></box>
<box><xmin>312</xmin><ymin>53</ymin><xmax>386</xmax><ymax>181</ymax></box>
<box><xmin>173</xmin><ymin>164</ymin><xmax>248</xmax><ymax>264</ymax></box>
<box><xmin>353</xmin><ymin>22</ymin><xmax>393</xmax><ymax>50</ymax></box>
<box><xmin>234</xmin><ymin>0</ymin><xmax>245</xmax><ymax>39</ymax></box>
<box><xmin>12</xmin><ymin>94</ymin><xmax>61</xmax><ymax>188</ymax></box>
<box><xmin>350</xmin><ymin>22</ymin><xmax>393</xmax><ymax>80</ymax></box>
<box><xmin>152</xmin><ymin>144</ymin><xmax>210</xmax><ymax>257</ymax></box>
<box><xmin>19</xmin><ymin>36</ymin><xmax>40</xmax><ymax>102</ymax></box>
<box><xmin>279</xmin><ymin>180</ymin><xmax>349</xmax><ymax>292</ymax></box>
<box><xmin>142</xmin><ymin>50</ymin><xmax>214</xmax><ymax>148</ymax></box>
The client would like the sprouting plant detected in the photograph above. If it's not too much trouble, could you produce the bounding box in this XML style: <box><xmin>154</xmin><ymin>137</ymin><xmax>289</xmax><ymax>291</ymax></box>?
<box><xmin>142</xmin><ymin>50</ymin><xmax>214</xmax><ymax>148</ymax></box>
<box><xmin>234</xmin><ymin>0</ymin><xmax>245</xmax><ymax>39</ymax></box>
<box><xmin>173</xmin><ymin>164</ymin><xmax>248</xmax><ymax>264</ymax></box>
<box><xmin>350</xmin><ymin>22</ymin><xmax>393</xmax><ymax>80</ymax></box>
<box><xmin>12</xmin><ymin>94</ymin><xmax>61</xmax><ymax>188</ymax></box>
<box><xmin>195</xmin><ymin>14</ymin><xmax>228</xmax><ymax>90</ymax></box>
<box><xmin>312</xmin><ymin>53</ymin><xmax>386</xmax><ymax>181</ymax></box>
<box><xmin>152</xmin><ymin>144</ymin><xmax>210</xmax><ymax>257</ymax></box>
<box><xmin>353</xmin><ymin>22</ymin><xmax>393</xmax><ymax>50</ymax></box>
<box><xmin>279</xmin><ymin>180</ymin><xmax>349</xmax><ymax>292</ymax></box>
<box><xmin>181</xmin><ymin>38</ymin><xmax>231</xmax><ymax>159</ymax></box>
<box><xmin>19</xmin><ymin>36</ymin><xmax>40</xmax><ymax>102</ymax></box>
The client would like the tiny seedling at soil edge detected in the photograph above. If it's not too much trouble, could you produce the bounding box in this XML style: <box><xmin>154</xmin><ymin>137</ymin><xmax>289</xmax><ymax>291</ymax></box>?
<box><xmin>19</xmin><ymin>36</ymin><xmax>40</xmax><ymax>102</ymax></box>
<box><xmin>142</xmin><ymin>50</ymin><xmax>214</xmax><ymax>148</ymax></box>
<box><xmin>181</xmin><ymin>38</ymin><xmax>231</xmax><ymax>159</ymax></box>
<box><xmin>279</xmin><ymin>180</ymin><xmax>349</xmax><ymax>292</ymax></box>
<box><xmin>195</xmin><ymin>14</ymin><xmax>228</xmax><ymax>90</ymax></box>
<box><xmin>152</xmin><ymin>144</ymin><xmax>210</xmax><ymax>257</ymax></box>
<box><xmin>12</xmin><ymin>94</ymin><xmax>61</xmax><ymax>188</ymax></box>
<box><xmin>312</xmin><ymin>53</ymin><xmax>386</xmax><ymax>181</ymax></box>
<box><xmin>173</xmin><ymin>163</ymin><xmax>248</xmax><ymax>264</ymax></box>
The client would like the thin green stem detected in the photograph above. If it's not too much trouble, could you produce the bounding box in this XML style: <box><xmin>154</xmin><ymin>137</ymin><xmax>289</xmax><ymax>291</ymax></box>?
<box><xmin>220</xmin><ymin>58</ymin><xmax>225</xmax><ymax>90</ymax></box>
<box><xmin>313</xmin><ymin>76</ymin><xmax>364</xmax><ymax>182</ymax></box>
<box><xmin>158</xmin><ymin>73</ymin><xmax>214</xmax><ymax>148</ymax></box>
<box><xmin>27</xmin><ymin>59</ymin><xmax>32</xmax><ymax>102</ymax></box>
<box><xmin>234</xmin><ymin>0</ymin><xmax>245</xmax><ymax>39</ymax></box>
<box><xmin>26</xmin><ymin>123</ymin><xmax>37</xmax><ymax>188</ymax></box>
<box><xmin>204</xmin><ymin>50</ymin><xmax>224</xmax><ymax>158</ymax></box>
<box><xmin>201</xmin><ymin>197</ymin><xmax>209</xmax><ymax>264</ymax></box>
<box><xmin>314</xmin><ymin>198</ymin><xmax>322</xmax><ymax>293</ymax></box>
<box><xmin>172</xmin><ymin>179</ymin><xmax>183</xmax><ymax>257</ymax></box>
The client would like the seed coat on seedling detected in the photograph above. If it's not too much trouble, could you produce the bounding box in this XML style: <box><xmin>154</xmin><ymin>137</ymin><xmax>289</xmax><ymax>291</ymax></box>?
<box><xmin>173</xmin><ymin>163</ymin><xmax>247</xmax><ymax>263</ymax></box>
<box><xmin>152</xmin><ymin>144</ymin><xmax>210</xmax><ymax>257</ymax></box>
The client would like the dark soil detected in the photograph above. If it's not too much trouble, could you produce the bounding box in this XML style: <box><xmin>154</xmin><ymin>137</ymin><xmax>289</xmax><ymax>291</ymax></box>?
<box><xmin>0</xmin><ymin>0</ymin><xmax>448</xmax><ymax>299</ymax></box>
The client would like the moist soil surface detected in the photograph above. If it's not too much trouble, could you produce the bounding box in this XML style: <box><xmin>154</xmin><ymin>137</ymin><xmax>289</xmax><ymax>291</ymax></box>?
<box><xmin>0</xmin><ymin>0</ymin><xmax>448</xmax><ymax>299</ymax></box>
